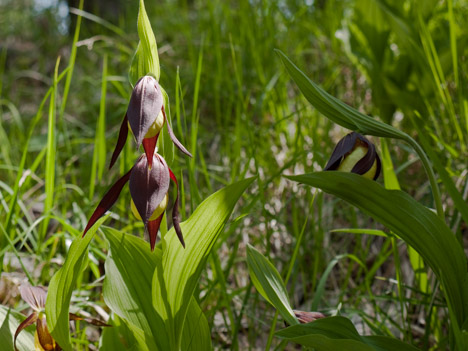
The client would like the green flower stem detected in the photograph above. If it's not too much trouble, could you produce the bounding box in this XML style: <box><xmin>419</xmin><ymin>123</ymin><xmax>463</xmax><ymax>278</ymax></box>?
<box><xmin>405</xmin><ymin>135</ymin><xmax>444</xmax><ymax>220</ymax></box>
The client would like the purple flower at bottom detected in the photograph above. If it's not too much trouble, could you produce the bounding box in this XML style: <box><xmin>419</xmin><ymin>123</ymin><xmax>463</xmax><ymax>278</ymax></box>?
<box><xmin>83</xmin><ymin>153</ymin><xmax>184</xmax><ymax>250</ymax></box>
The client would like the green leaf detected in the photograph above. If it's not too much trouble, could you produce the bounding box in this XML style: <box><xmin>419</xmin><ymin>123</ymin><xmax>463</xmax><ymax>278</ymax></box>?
<box><xmin>275</xmin><ymin>50</ymin><xmax>407</xmax><ymax>140</ymax></box>
<box><xmin>0</xmin><ymin>306</ymin><xmax>35</xmax><ymax>351</ymax></box>
<box><xmin>276</xmin><ymin>316</ymin><xmax>420</xmax><ymax>351</ymax></box>
<box><xmin>99</xmin><ymin>314</ymin><xmax>150</xmax><ymax>351</ymax></box>
<box><xmin>102</xmin><ymin>227</ymin><xmax>165</xmax><ymax>351</ymax></box>
<box><xmin>153</xmin><ymin>177</ymin><xmax>255</xmax><ymax>348</ymax></box>
<box><xmin>45</xmin><ymin>216</ymin><xmax>107</xmax><ymax>351</ymax></box>
<box><xmin>181</xmin><ymin>298</ymin><xmax>212</xmax><ymax>351</ymax></box>
<box><xmin>246</xmin><ymin>244</ymin><xmax>298</xmax><ymax>326</ymax></box>
<box><xmin>129</xmin><ymin>0</ymin><xmax>160</xmax><ymax>85</ymax></box>
<box><xmin>287</xmin><ymin>172</ymin><xmax>468</xmax><ymax>328</ymax></box>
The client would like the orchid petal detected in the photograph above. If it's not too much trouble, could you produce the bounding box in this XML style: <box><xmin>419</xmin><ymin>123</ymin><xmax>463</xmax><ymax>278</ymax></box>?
<box><xmin>127</xmin><ymin>76</ymin><xmax>163</xmax><ymax>146</ymax></box>
<box><xmin>109</xmin><ymin>114</ymin><xmax>129</xmax><ymax>170</ymax></box>
<box><xmin>162</xmin><ymin>106</ymin><xmax>192</xmax><ymax>158</ymax></box>
<box><xmin>142</xmin><ymin>133</ymin><xmax>159</xmax><ymax>168</ymax></box>
<box><xmin>169</xmin><ymin>168</ymin><xmax>185</xmax><ymax>248</ymax></box>
<box><xmin>83</xmin><ymin>168</ymin><xmax>132</xmax><ymax>237</ymax></box>
<box><xmin>129</xmin><ymin>154</ymin><xmax>170</xmax><ymax>225</ymax></box>
<box><xmin>147</xmin><ymin>214</ymin><xmax>164</xmax><ymax>251</ymax></box>
<box><xmin>324</xmin><ymin>132</ymin><xmax>357</xmax><ymax>171</ymax></box>
<box><xmin>14</xmin><ymin>313</ymin><xmax>38</xmax><ymax>351</ymax></box>
<box><xmin>19</xmin><ymin>284</ymin><xmax>47</xmax><ymax>311</ymax></box>
<box><xmin>36</xmin><ymin>315</ymin><xmax>57</xmax><ymax>351</ymax></box>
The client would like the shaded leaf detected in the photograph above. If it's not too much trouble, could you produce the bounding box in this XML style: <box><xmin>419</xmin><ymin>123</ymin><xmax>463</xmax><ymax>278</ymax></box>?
<box><xmin>287</xmin><ymin>172</ymin><xmax>468</xmax><ymax>327</ymax></box>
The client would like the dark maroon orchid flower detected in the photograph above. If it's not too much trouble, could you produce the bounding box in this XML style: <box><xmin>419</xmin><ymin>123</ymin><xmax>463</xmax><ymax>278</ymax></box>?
<box><xmin>14</xmin><ymin>284</ymin><xmax>107</xmax><ymax>351</ymax></box>
<box><xmin>324</xmin><ymin>132</ymin><xmax>381</xmax><ymax>180</ymax></box>
<box><xmin>109</xmin><ymin>75</ymin><xmax>192</xmax><ymax>169</ymax></box>
<box><xmin>83</xmin><ymin>153</ymin><xmax>184</xmax><ymax>250</ymax></box>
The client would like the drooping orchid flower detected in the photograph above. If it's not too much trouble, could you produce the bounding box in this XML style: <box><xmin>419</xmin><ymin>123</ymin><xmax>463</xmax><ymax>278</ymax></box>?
<box><xmin>324</xmin><ymin>132</ymin><xmax>381</xmax><ymax>180</ymax></box>
<box><xmin>14</xmin><ymin>284</ymin><xmax>107</xmax><ymax>351</ymax></box>
<box><xmin>83</xmin><ymin>153</ymin><xmax>184</xmax><ymax>250</ymax></box>
<box><xmin>109</xmin><ymin>75</ymin><xmax>192</xmax><ymax>169</ymax></box>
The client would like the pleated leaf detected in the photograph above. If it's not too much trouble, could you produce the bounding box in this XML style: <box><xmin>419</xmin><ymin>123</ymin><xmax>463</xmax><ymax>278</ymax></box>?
<box><xmin>181</xmin><ymin>298</ymin><xmax>212</xmax><ymax>351</ymax></box>
<box><xmin>0</xmin><ymin>306</ymin><xmax>35</xmax><ymax>351</ymax></box>
<box><xmin>153</xmin><ymin>177</ymin><xmax>255</xmax><ymax>348</ymax></box>
<box><xmin>101</xmin><ymin>227</ymin><xmax>165</xmax><ymax>351</ymax></box>
<box><xmin>45</xmin><ymin>216</ymin><xmax>107</xmax><ymax>351</ymax></box>
<box><xmin>287</xmin><ymin>172</ymin><xmax>468</xmax><ymax>328</ymax></box>
<box><xmin>246</xmin><ymin>244</ymin><xmax>298</xmax><ymax>326</ymax></box>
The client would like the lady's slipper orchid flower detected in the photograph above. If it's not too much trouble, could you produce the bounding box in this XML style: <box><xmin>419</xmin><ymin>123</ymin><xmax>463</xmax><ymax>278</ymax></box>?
<box><xmin>324</xmin><ymin>132</ymin><xmax>381</xmax><ymax>180</ymax></box>
<box><xmin>109</xmin><ymin>75</ymin><xmax>192</xmax><ymax>169</ymax></box>
<box><xmin>14</xmin><ymin>284</ymin><xmax>107</xmax><ymax>351</ymax></box>
<box><xmin>83</xmin><ymin>153</ymin><xmax>184</xmax><ymax>250</ymax></box>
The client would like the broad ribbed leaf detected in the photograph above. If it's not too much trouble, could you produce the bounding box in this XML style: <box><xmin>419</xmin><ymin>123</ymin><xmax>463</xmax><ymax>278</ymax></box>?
<box><xmin>181</xmin><ymin>298</ymin><xmax>212</xmax><ymax>351</ymax></box>
<box><xmin>0</xmin><ymin>306</ymin><xmax>35</xmax><ymax>351</ymax></box>
<box><xmin>46</xmin><ymin>216</ymin><xmax>107</xmax><ymax>351</ymax></box>
<box><xmin>276</xmin><ymin>316</ymin><xmax>420</xmax><ymax>350</ymax></box>
<box><xmin>102</xmin><ymin>227</ymin><xmax>165</xmax><ymax>351</ymax></box>
<box><xmin>99</xmin><ymin>314</ymin><xmax>150</xmax><ymax>351</ymax></box>
<box><xmin>153</xmin><ymin>177</ymin><xmax>255</xmax><ymax>348</ymax></box>
<box><xmin>287</xmin><ymin>172</ymin><xmax>468</xmax><ymax>327</ymax></box>
<box><xmin>246</xmin><ymin>244</ymin><xmax>298</xmax><ymax>326</ymax></box>
<box><xmin>276</xmin><ymin>50</ymin><xmax>407</xmax><ymax>140</ymax></box>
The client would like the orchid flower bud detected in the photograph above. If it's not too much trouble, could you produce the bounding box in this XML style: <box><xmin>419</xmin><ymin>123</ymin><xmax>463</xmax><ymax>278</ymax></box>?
<box><xmin>324</xmin><ymin>132</ymin><xmax>381</xmax><ymax>180</ymax></box>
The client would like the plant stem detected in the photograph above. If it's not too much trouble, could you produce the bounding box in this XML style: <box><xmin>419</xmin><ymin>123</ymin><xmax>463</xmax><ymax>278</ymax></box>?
<box><xmin>405</xmin><ymin>135</ymin><xmax>444</xmax><ymax>220</ymax></box>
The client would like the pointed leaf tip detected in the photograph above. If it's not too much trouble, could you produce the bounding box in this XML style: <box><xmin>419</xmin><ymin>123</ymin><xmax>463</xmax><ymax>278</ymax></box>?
<box><xmin>109</xmin><ymin>114</ymin><xmax>129</xmax><ymax>170</ymax></box>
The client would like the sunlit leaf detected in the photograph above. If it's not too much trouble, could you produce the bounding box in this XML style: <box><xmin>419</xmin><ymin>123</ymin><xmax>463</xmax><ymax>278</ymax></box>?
<box><xmin>246</xmin><ymin>244</ymin><xmax>297</xmax><ymax>326</ymax></box>
<box><xmin>129</xmin><ymin>0</ymin><xmax>160</xmax><ymax>85</ymax></box>
<box><xmin>102</xmin><ymin>227</ymin><xmax>165</xmax><ymax>351</ymax></box>
<box><xmin>153</xmin><ymin>177</ymin><xmax>255</xmax><ymax>348</ymax></box>
<box><xmin>46</xmin><ymin>216</ymin><xmax>108</xmax><ymax>351</ymax></box>
<box><xmin>99</xmin><ymin>314</ymin><xmax>150</xmax><ymax>351</ymax></box>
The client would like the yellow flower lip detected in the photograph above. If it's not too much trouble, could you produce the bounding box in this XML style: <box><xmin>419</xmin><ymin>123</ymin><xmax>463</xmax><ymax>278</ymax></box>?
<box><xmin>324</xmin><ymin>132</ymin><xmax>381</xmax><ymax>180</ymax></box>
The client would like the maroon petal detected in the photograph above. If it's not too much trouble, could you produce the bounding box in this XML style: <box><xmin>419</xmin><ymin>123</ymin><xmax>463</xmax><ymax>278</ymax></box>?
<box><xmin>109</xmin><ymin>114</ymin><xmax>129</xmax><ymax>170</ymax></box>
<box><xmin>37</xmin><ymin>315</ymin><xmax>56</xmax><ymax>351</ymax></box>
<box><xmin>293</xmin><ymin>310</ymin><xmax>326</xmax><ymax>324</ymax></box>
<box><xmin>19</xmin><ymin>284</ymin><xmax>47</xmax><ymax>311</ymax></box>
<box><xmin>162</xmin><ymin>106</ymin><xmax>192</xmax><ymax>158</ymax></box>
<box><xmin>324</xmin><ymin>132</ymin><xmax>357</xmax><ymax>171</ymax></box>
<box><xmin>14</xmin><ymin>313</ymin><xmax>38</xmax><ymax>351</ymax></box>
<box><xmin>129</xmin><ymin>154</ymin><xmax>170</xmax><ymax>225</ymax></box>
<box><xmin>147</xmin><ymin>214</ymin><xmax>164</xmax><ymax>251</ymax></box>
<box><xmin>127</xmin><ymin>76</ymin><xmax>163</xmax><ymax>147</ymax></box>
<box><xmin>83</xmin><ymin>168</ymin><xmax>132</xmax><ymax>237</ymax></box>
<box><xmin>169</xmin><ymin>168</ymin><xmax>185</xmax><ymax>248</ymax></box>
<box><xmin>142</xmin><ymin>133</ymin><xmax>159</xmax><ymax>168</ymax></box>
<box><xmin>69</xmin><ymin>313</ymin><xmax>109</xmax><ymax>327</ymax></box>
